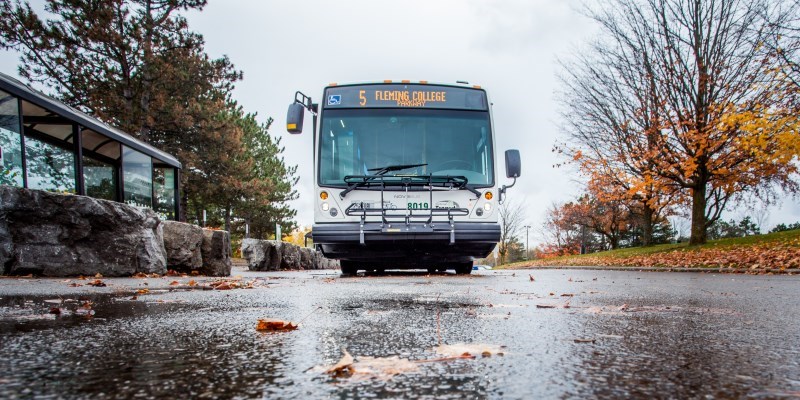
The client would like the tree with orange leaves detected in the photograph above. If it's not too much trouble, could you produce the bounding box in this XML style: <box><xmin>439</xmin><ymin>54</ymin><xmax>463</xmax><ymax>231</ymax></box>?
<box><xmin>560</xmin><ymin>0</ymin><xmax>799</xmax><ymax>245</ymax></box>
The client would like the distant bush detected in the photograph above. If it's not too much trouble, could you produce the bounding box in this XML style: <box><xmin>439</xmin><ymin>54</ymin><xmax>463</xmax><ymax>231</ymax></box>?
<box><xmin>707</xmin><ymin>216</ymin><xmax>761</xmax><ymax>240</ymax></box>
<box><xmin>769</xmin><ymin>222</ymin><xmax>800</xmax><ymax>233</ymax></box>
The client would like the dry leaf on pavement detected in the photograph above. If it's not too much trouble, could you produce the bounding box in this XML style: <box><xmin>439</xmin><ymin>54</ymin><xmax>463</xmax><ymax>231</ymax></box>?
<box><xmin>319</xmin><ymin>349</ymin><xmax>418</xmax><ymax>379</ymax></box>
<box><xmin>324</xmin><ymin>349</ymin><xmax>354</xmax><ymax>375</ymax></box>
<box><xmin>256</xmin><ymin>319</ymin><xmax>298</xmax><ymax>332</ymax></box>
<box><xmin>434</xmin><ymin>343</ymin><xmax>505</xmax><ymax>358</ymax></box>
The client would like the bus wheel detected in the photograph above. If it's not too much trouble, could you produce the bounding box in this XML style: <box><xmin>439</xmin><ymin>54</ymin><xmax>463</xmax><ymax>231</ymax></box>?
<box><xmin>340</xmin><ymin>261</ymin><xmax>359</xmax><ymax>276</ymax></box>
<box><xmin>454</xmin><ymin>262</ymin><xmax>473</xmax><ymax>275</ymax></box>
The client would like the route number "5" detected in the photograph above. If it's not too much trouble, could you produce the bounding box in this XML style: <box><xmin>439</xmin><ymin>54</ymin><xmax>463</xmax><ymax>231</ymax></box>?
<box><xmin>359</xmin><ymin>90</ymin><xmax>366</xmax><ymax>106</ymax></box>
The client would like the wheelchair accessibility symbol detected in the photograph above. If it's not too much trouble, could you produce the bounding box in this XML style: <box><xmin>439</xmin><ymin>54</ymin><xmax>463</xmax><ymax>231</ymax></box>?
<box><xmin>327</xmin><ymin>95</ymin><xmax>341</xmax><ymax>105</ymax></box>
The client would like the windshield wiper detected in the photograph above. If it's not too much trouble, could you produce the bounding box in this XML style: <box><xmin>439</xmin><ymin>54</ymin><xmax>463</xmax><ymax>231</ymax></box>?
<box><xmin>339</xmin><ymin>164</ymin><xmax>428</xmax><ymax>198</ymax></box>
<box><xmin>367</xmin><ymin>163</ymin><xmax>427</xmax><ymax>176</ymax></box>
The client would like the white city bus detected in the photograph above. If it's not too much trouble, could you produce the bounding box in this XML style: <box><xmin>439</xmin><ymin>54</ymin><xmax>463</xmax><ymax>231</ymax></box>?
<box><xmin>287</xmin><ymin>81</ymin><xmax>520</xmax><ymax>275</ymax></box>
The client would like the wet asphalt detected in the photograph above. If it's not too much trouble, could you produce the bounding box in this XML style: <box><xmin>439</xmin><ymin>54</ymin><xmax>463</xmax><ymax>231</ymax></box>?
<box><xmin>0</xmin><ymin>268</ymin><xmax>798</xmax><ymax>399</ymax></box>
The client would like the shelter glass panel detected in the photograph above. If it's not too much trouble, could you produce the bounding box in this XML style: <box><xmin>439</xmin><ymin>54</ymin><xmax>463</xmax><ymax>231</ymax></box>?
<box><xmin>153</xmin><ymin>167</ymin><xmax>176</xmax><ymax>220</ymax></box>
<box><xmin>0</xmin><ymin>90</ymin><xmax>23</xmax><ymax>187</ymax></box>
<box><xmin>83</xmin><ymin>156</ymin><xmax>116</xmax><ymax>201</ymax></box>
<box><xmin>122</xmin><ymin>145</ymin><xmax>152</xmax><ymax>208</ymax></box>
<box><xmin>81</xmin><ymin>128</ymin><xmax>121</xmax><ymax>160</ymax></box>
<box><xmin>24</xmin><ymin>135</ymin><xmax>76</xmax><ymax>193</ymax></box>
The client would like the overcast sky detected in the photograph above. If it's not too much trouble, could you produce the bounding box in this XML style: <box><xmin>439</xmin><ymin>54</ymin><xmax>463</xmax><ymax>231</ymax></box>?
<box><xmin>2</xmin><ymin>0</ymin><xmax>798</xmax><ymax>242</ymax></box>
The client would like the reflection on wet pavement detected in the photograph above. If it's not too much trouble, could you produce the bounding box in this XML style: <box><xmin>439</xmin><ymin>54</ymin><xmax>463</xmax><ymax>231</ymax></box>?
<box><xmin>0</xmin><ymin>270</ymin><xmax>798</xmax><ymax>398</ymax></box>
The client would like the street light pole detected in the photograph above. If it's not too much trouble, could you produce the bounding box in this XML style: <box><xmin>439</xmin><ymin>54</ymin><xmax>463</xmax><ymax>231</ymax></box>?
<box><xmin>524</xmin><ymin>225</ymin><xmax>531</xmax><ymax>260</ymax></box>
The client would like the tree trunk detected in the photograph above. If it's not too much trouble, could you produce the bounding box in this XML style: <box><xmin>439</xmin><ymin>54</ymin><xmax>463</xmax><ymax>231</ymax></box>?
<box><xmin>224</xmin><ymin>206</ymin><xmax>231</xmax><ymax>233</ymax></box>
<box><xmin>179</xmin><ymin>191</ymin><xmax>188</xmax><ymax>222</ymax></box>
<box><xmin>689</xmin><ymin>182</ymin><xmax>708</xmax><ymax>245</ymax></box>
<box><xmin>641</xmin><ymin>204</ymin><xmax>654</xmax><ymax>246</ymax></box>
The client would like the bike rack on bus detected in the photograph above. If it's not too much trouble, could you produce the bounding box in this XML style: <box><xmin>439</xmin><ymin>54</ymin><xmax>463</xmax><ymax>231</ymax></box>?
<box><xmin>342</xmin><ymin>175</ymin><xmax>473</xmax><ymax>245</ymax></box>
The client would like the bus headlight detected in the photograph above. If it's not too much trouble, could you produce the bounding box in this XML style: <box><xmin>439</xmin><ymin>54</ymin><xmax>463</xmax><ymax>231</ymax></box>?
<box><xmin>484</xmin><ymin>203</ymin><xmax>492</xmax><ymax>212</ymax></box>
<box><xmin>321</xmin><ymin>202</ymin><xmax>330</xmax><ymax>211</ymax></box>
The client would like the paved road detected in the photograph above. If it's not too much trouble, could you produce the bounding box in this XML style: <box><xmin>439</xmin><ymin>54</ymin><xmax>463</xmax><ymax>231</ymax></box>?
<box><xmin>0</xmin><ymin>269</ymin><xmax>798</xmax><ymax>399</ymax></box>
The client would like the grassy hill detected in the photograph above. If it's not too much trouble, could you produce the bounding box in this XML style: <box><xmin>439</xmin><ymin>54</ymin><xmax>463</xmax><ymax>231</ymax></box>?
<box><xmin>503</xmin><ymin>229</ymin><xmax>800</xmax><ymax>273</ymax></box>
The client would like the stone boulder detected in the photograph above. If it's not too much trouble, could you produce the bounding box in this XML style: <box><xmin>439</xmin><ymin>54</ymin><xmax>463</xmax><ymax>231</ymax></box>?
<box><xmin>241</xmin><ymin>239</ymin><xmax>281</xmax><ymax>271</ymax></box>
<box><xmin>0</xmin><ymin>186</ymin><xmax>166</xmax><ymax>276</ymax></box>
<box><xmin>280</xmin><ymin>242</ymin><xmax>302</xmax><ymax>269</ymax></box>
<box><xmin>201</xmin><ymin>229</ymin><xmax>232</xmax><ymax>276</ymax></box>
<box><xmin>162</xmin><ymin>221</ymin><xmax>204</xmax><ymax>272</ymax></box>
<box><xmin>240</xmin><ymin>239</ymin><xmax>337</xmax><ymax>271</ymax></box>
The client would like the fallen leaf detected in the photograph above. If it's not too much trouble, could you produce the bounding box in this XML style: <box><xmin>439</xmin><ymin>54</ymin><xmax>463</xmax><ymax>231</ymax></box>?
<box><xmin>133</xmin><ymin>272</ymin><xmax>148</xmax><ymax>278</ymax></box>
<box><xmin>319</xmin><ymin>349</ymin><xmax>419</xmax><ymax>380</ymax></box>
<box><xmin>561</xmin><ymin>293</ymin><xmax>575</xmax><ymax>297</ymax></box>
<box><xmin>74</xmin><ymin>301</ymin><xmax>94</xmax><ymax>317</ymax></box>
<box><xmin>137</xmin><ymin>289</ymin><xmax>149</xmax><ymax>294</ymax></box>
<box><xmin>166</xmin><ymin>270</ymin><xmax>180</xmax><ymax>277</ymax></box>
<box><xmin>574</xmin><ymin>339</ymin><xmax>596</xmax><ymax>344</ymax></box>
<box><xmin>169</xmin><ymin>281</ymin><xmax>180</xmax><ymax>286</ymax></box>
<box><xmin>434</xmin><ymin>343</ymin><xmax>505</xmax><ymax>357</ymax></box>
<box><xmin>87</xmin><ymin>279</ymin><xmax>106</xmax><ymax>287</ymax></box>
<box><xmin>351</xmin><ymin>356</ymin><xmax>419</xmax><ymax>377</ymax></box>
<box><xmin>49</xmin><ymin>307</ymin><xmax>62</xmax><ymax>315</ymax></box>
<box><xmin>190</xmin><ymin>270</ymin><xmax>200</xmax><ymax>276</ymax></box>
<box><xmin>68</xmin><ymin>283</ymin><xmax>82</xmax><ymax>287</ymax></box>
<box><xmin>415</xmin><ymin>354</ymin><xmax>476</xmax><ymax>363</ymax></box>
<box><xmin>187</xmin><ymin>280</ymin><xmax>197</xmax><ymax>287</ymax></box>
<box><xmin>536</xmin><ymin>304</ymin><xmax>557</xmax><ymax>309</ymax></box>
<box><xmin>94</xmin><ymin>273</ymin><xmax>103</xmax><ymax>278</ymax></box>
<box><xmin>529</xmin><ymin>274</ymin><xmax>535</xmax><ymax>282</ymax></box>
<box><xmin>256</xmin><ymin>318</ymin><xmax>298</xmax><ymax>332</ymax></box>
<box><xmin>74</xmin><ymin>308</ymin><xmax>95</xmax><ymax>317</ymax></box>
<box><xmin>324</xmin><ymin>349</ymin><xmax>354</xmax><ymax>375</ymax></box>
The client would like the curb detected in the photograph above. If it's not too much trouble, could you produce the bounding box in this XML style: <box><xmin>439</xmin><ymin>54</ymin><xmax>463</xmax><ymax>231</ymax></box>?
<box><xmin>513</xmin><ymin>265</ymin><xmax>800</xmax><ymax>274</ymax></box>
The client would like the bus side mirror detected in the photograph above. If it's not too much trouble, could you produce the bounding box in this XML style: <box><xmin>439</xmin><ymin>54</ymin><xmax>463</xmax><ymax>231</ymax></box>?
<box><xmin>499</xmin><ymin>149</ymin><xmax>521</xmax><ymax>203</ymax></box>
<box><xmin>505</xmin><ymin>149</ymin><xmax>521</xmax><ymax>178</ymax></box>
<box><xmin>286</xmin><ymin>102</ymin><xmax>305</xmax><ymax>134</ymax></box>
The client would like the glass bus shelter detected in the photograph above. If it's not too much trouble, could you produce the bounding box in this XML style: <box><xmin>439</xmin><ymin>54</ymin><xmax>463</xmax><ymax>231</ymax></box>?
<box><xmin>0</xmin><ymin>72</ymin><xmax>181</xmax><ymax>220</ymax></box>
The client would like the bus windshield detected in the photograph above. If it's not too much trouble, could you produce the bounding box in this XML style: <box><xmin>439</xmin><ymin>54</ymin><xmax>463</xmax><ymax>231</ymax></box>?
<box><xmin>319</xmin><ymin>108</ymin><xmax>494</xmax><ymax>187</ymax></box>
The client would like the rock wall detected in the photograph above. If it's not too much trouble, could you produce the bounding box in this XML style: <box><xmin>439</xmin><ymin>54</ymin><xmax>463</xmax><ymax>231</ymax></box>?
<box><xmin>162</xmin><ymin>221</ymin><xmax>231</xmax><ymax>276</ymax></box>
<box><xmin>162</xmin><ymin>221</ymin><xmax>204</xmax><ymax>270</ymax></box>
<box><xmin>241</xmin><ymin>239</ymin><xmax>339</xmax><ymax>271</ymax></box>
<box><xmin>0</xmin><ymin>185</ymin><xmax>167</xmax><ymax>276</ymax></box>
<box><xmin>201</xmin><ymin>229</ymin><xmax>231</xmax><ymax>276</ymax></box>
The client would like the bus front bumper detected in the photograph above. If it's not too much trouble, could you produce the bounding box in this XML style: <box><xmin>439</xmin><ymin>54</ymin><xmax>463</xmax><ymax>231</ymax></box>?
<box><xmin>312</xmin><ymin>222</ymin><xmax>501</xmax><ymax>264</ymax></box>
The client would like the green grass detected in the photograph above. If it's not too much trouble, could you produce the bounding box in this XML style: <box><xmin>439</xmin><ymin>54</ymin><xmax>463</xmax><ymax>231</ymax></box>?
<box><xmin>501</xmin><ymin>228</ymin><xmax>800</xmax><ymax>269</ymax></box>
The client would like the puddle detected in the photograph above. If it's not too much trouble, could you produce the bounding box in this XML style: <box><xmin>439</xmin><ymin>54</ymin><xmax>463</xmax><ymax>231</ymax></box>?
<box><xmin>0</xmin><ymin>293</ymin><xmax>196</xmax><ymax>333</ymax></box>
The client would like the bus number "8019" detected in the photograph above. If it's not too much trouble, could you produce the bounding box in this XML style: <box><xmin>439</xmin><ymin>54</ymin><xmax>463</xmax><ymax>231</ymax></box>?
<box><xmin>407</xmin><ymin>202</ymin><xmax>429</xmax><ymax>209</ymax></box>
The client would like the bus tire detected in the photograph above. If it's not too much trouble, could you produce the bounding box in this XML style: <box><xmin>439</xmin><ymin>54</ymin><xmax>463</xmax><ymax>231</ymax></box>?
<box><xmin>341</xmin><ymin>261</ymin><xmax>359</xmax><ymax>276</ymax></box>
<box><xmin>454</xmin><ymin>262</ymin><xmax>473</xmax><ymax>275</ymax></box>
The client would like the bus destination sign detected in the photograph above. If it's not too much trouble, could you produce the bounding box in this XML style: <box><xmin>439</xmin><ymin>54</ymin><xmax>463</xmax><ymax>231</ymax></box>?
<box><xmin>324</xmin><ymin>84</ymin><xmax>488</xmax><ymax>110</ymax></box>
